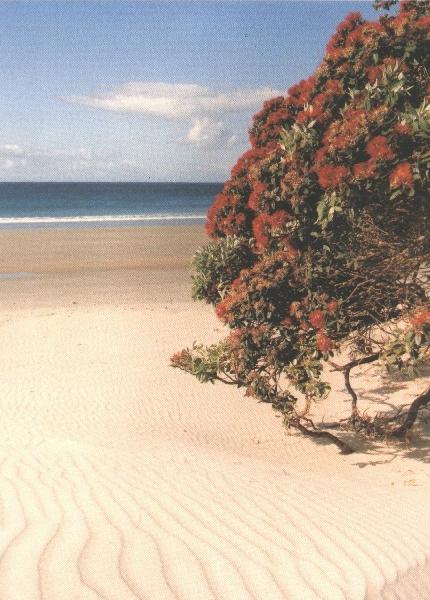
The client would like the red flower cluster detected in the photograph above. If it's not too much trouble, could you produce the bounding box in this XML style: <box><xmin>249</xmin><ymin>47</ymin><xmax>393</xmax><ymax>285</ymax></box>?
<box><xmin>230</xmin><ymin>147</ymin><xmax>267</xmax><ymax>178</ymax></box>
<box><xmin>410</xmin><ymin>309</ymin><xmax>430</xmax><ymax>330</ymax></box>
<box><xmin>319</xmin><ymin>106</ymin><xmax>367</xmax><ymax>157</ymax></box>
<box><xmin>204</xmin><ymin>0</ymin><xmax>427</xmax><ymax>265</ymax></box>
<box><xmin>248</xmin><ymin>181</ymin><xmax>267</xmax><ymax>211</ymax></box>
<box><xmin>389</xmin><ymin>162</ymin><xmax>414</xmax><ymax>188</ymax></box>
<box><xmin>170</xmin><ymin>349</ymin><xmax>189</xmax><ymax>367</ymax></box>
<box><xmin>316</xmin><ymin>331</ymin><xmax>334</xmax><ymax>353</ymax></box>
<box><xmin>316</xmin><ymin>164</ymin><xmax>350</xmax><ymax>189</ymax></box>
<box><xmin>309</xmin><ymin>310</ymin><xmax>326</xmax><ymax>330</ymax></box>
<box><xmin>288</xmin><ymin>76</ymin><xmax>316</xmax><ymax>107</ymax></box>
<box><xmin>366</xmin><ymin>57</ymin><xmax>403</xmax><ymax>83</ymax></box>
<box><xmin>252</xmin><ymin>210</ymin><xmax>290</xmax><ymax>250</ymax></box>
<box><xmin>296</xmin><ymin>104</ymin><xmax>329</xmax><ymax>125</ymax></box>
<box><xmin>250</xmin><ymin>97</ymin><xmax>292</xmax><ymax>148</ymax></box>
<box><xmin>206</xmin><ymin>192</ymin><xmax>247</xmax><ymax>237</ymax></box>
<box><xmin>326</xmin><ymin>300</ymin><xmax>339</xmax><ymax>313</ymax></box>
<box><xmin>365</xmin><ymin>135</ymin><xmax>395</xmax><ymax>161</ymax></box>
<box><xmin>353</xmin><ymin>160</ymin><xmax>377</xmax><ymax>180</ymax></box>
<box><xmin>393</xmin><ymin>122</ymin><xmax>412</xmax><ymax>136</ymax></box>
<box><xmin>415</xmin><ymin>15</ymin><xmax>430</xmax><ymax>29</ymax></box>
<box><xmin>325</xmin><ymin>12</ymin><xmax>364</xmax><ymax>62</ymax></box>
<box><xmin>215</xmin><ymin>294</ymin><xmax>237</xmax><ymax>323</ymax></box>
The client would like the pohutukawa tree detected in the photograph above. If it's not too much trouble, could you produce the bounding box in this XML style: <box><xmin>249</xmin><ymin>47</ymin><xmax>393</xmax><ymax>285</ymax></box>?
<box><xmin>171</xmin><ymin>0</ymin><xmax>430</xmax><ymax>453</ymax></box>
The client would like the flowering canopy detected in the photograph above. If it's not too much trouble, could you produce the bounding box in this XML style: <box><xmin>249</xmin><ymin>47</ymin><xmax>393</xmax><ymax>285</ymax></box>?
<box><xmin>173</xmin><ymin>0</ymin><xmax>430</xmax><ymax>448</ymax></box>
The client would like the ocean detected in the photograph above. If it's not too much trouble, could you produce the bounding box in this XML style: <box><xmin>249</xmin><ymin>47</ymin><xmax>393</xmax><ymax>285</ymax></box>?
<box><xmin>0</xmin><ymin>182</ymin><xmax>222</xmax><ymax>229</ymax></box>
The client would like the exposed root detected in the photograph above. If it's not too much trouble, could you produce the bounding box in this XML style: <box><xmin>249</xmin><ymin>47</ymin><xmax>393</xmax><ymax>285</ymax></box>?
<box><xmin>289</xmin><ymin>416</ymin><xmax>355</xmax><ymax>455</ymax></box>
<box><xmin>324</xmin><ymin>385</ymin><xmax>430</xmax><ymax>442</ymax></box>
<box><xmin>390</xmin><ymin>385</ymin><xmax>430</xmax><ymax>439</ymax></box>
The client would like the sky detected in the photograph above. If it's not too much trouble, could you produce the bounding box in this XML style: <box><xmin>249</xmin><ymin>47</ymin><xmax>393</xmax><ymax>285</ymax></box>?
<box><xmin>0</xmin><ymin>1</ymin><xmax>378</xmax><ymax>182</ymax></box>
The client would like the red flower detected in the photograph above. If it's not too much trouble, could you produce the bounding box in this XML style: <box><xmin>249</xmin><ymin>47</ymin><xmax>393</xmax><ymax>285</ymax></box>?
<box><xmin>288</xmin><ymin>76</ymin><xmax>316</xmax><ymax>107</ymax></box>
<box><xmin>266</xmin><ymin>108</ymin><xmax>291</xmax><ymax>126</ymax></box>
<box><xmin>215</xmin><ymin>295</ymin><xmax>235</xmax><ymax>323</ymax></box>
<box><xmin>393</xmin><ymin>123</ymin><xmax>412</xmax><ymax>136</ymax></box>
<box><xmin>325</xmin><ymin>80</ymin><xmax>343</xmax><ymax>95</ymax></box>
<box><xmin>298</xmin><ymin>104</ymin><xmax>330</xmax><ymax>125</ymax></box>
<box><xmin>345</xmin><ymin>25</ymin><xmax>365</xmax><ymax>47</ymax></box>
<box><xmin>410</xmin><ymin>309</ymin><xmax>430</xmax><ymax>330</ymax></box>
<box><xmin>219</xmin><ymin>212</ymin><xmax>246</xmax><ymax>236</ymax></box>
<box><xmin>269</xmin><ymin>210</ymin><xmax>290</xmax><ymax>229</ymax></box>
<box><xmin>170</xmin><ymin>349</ymin><xmax>189</xmax><ymax>367</ymax></box>
<box><xmin>391</xmin><ymin>12</ymin><xmax>409</xmax><ymax>34</ymax></box>
<box><xmin>367</xmin><ymin>58</ymin><xmax>404</xmax><ymax>83</ymax></box>
<box><xmin>230</xmin><ymin>147</ymin><xmax>267</xmax><ymax>177</ymax></box>
<box><xmin>309</xmin><ymin>310</ymin><xmax>326</xmax><ymax>330</ymax></box>
<box><xmin>281</xmin><ymin>316</ymin><xmax>293</xmax><ymax>327</ymax></box>
<box><xmin>326</xmin><ymin>300</ymin><xmax>339</xmax><ymax>313</ymax></box>
<box><xmin>252</xmin><ymin>210</ymin><xmax>290</xmax><ymax>250</ymax></box>
<box><xmin>414</xmin><ymin>16</ymin><xmax>430</xmax><ymax>30</ymax></box>
<box><xmin>399</xmin><ymin>0</ymin><xmax>413</xmax><ymax>12</ymax></box>
<box><xmin>248</xmin><ymin>181</ymin><xmax>267</xmax><ymax>211</ymax></box>
<box><xmin>353</xmin><ymin>159</ymin><xmax>377</xmax><ymax>180</ymax></box>
<box><xmin>367</xmin><ymin>66</ymin><xmax>381</xmax><ymax>83</ymax></box>
<box><xmin>316</xmin><ymin>164</ymin><xmax>349</xmax><ymax>189</ymax></box>
<box><xmin>316</xmin><ymin>331</ymin><xmax>334</xmax><ymax>353</ymax></box>
<box><xmin>325</xmin><ymin>45</ymin><xmax>345</xmax><ymax>63</ymax></box>
<box><xmin>315</xmin><ymin>147</ymin><xmax>327</xmax><ymax>165</ymax></box>
<box><xmin>289</xmin><ymin>301</ymin><xmax>301</xmax><ymax>316</ymax></box>
<box><xmin>366</xmin><ymin>136</ymin><xmax>394</xmax><ymax>161</ymax></box>
<box><xmin>389</xmin><ymin>162</ymin><xmax>414</xmax><ymax>188</ymax></box>
<box><xmin>336</xmin><ymin>12</ymin><xmax>362</xmax><ymax>34</ymax></box>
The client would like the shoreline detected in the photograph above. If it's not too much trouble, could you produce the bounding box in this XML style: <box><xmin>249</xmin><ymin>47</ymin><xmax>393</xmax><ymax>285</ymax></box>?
<box><xmin>0</xmin><ymin>224</ymin><xmax>207</xmax><ymax>310</ymax></box>
<box><xmin>0</xmin><ymin>224</ymin><xmax>207</xmax><ymax>274</ymax></box>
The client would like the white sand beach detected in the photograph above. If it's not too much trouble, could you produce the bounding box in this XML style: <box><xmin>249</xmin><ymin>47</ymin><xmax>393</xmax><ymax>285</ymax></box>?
<box><xmin>0</xmin><ymin>225</ymin><xmax>429</xmax><ymax>599</ymax></box>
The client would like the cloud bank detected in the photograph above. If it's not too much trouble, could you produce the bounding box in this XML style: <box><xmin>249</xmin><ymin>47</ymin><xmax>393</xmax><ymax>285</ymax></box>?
<box><xmin>0</xmin><ymin>143</ymin><xmax>144</xmax><ymax>178</ymax></box>
<box><xmin>63</xmin><ymin>82</ymin><xmax>279</xmax><ymax>120</ymax></box>
<box><xmin>63</xmin><ymin>81</ymin><xmax>280</xmax><ymax>148</ymax></box>
<box><xmin>186</xmin><ymin>117</ymin><xmax>237</xmax><ymax>148</ymax></box>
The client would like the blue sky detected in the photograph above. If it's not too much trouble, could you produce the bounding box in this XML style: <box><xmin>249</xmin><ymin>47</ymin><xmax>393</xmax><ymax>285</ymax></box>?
<box><xmin>0</xmin><ymin>1</ymin><xmax>377</xmax><ymax>182</ymax></box>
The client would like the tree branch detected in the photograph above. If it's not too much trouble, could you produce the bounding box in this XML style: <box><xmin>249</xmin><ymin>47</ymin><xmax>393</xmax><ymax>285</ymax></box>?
<box><xmin>391</xmin><ymin>385</ymin><xmax>430</xmax><ymax>439</ymax></box>
<box><xmin>289</xmin><ymin>417</ymin><xmax>355</xmax><ymax>454</ymax></box>
<box><xmin>329</xmin><ymin>352</ymin><xmax>380</xmax><ymax>420</ymax></box>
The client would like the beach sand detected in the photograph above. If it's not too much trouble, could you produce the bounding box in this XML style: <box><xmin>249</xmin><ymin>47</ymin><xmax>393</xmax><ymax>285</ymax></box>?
<box><xmin>0</xmin><ymin>224</ymin><xmax>429</xmax><ymax>599</ymax></box>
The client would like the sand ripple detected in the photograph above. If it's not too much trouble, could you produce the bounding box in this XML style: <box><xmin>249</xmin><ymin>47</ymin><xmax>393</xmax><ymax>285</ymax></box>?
<box><xmin>0</xmin><ymin>306</ymin><xmax>429</xmax><ymax>599</ymax></box>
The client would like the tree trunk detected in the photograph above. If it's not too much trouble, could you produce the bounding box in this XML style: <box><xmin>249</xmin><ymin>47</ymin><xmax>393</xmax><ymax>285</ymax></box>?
<box><xmin>391</xmin><ymin>385</ymin><xmax>430</xmax><ymax>439</ymax></box>
<box><xmin>291</xmin><ymin>418</ymin><xmax>355</xmax><ymax>454</ymax></box>
<box><xmin>330</xmin><ymin>352</ymin><xmax>380</xmax><ymax>422</ymax></box>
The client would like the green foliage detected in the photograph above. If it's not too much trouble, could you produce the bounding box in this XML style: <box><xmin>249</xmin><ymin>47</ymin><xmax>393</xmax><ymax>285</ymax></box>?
<box><xmin>171</xmin><ymin>342</ymin><xmax>233</xmax><ymax>384</ymax></box>
<box><xmin>191</xmin><ymin>236</ymin><xmax>254</xmax><ymax>305</ymax></box>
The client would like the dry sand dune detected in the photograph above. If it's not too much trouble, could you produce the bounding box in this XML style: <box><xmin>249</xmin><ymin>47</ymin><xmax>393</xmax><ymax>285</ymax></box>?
<box><xmin>0</xmin><ymin>303</ymin><xmax>429</xmax><ymax>600</ymax></box>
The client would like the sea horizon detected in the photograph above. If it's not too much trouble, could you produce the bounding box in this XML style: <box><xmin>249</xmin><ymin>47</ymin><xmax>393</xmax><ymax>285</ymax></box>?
<box><xmin>0</xmin><ymin>181</ymin><xmax>222</xmax><ymax>229</ymax></box>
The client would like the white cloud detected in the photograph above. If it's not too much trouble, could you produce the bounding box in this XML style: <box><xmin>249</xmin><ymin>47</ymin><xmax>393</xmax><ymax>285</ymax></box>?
<box><xmin>61</xmin><ymin>81</ymin><xmax>277</xmax><ymax>157</ymax></box>
<box><xmin>62</xmin><ymin>81</ymin><xmax>279</xmax><ymax>120</ymax></box>
<box><xmin>0</xmin><ymin>144</ymin><xmax>24</xmax><ymax>157</ymax></box>
<box><xmin>186</xmin><ymin>117</ymin><xmax>238</xmax><ymax>148</ymax></box>
<box><xmin>0</xmin><ymin>144</ymin><xmax>28</xmax><ymax>170</ymax></box>
<box><xmin>0</xmin><ymin>159</ymin><xmax>15</xmax><ymax>170</ymax></box>
<box><xmin>0</xmin><ymin>142</ymin><xmax>144</xmax><ymax>177</ymax></box>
